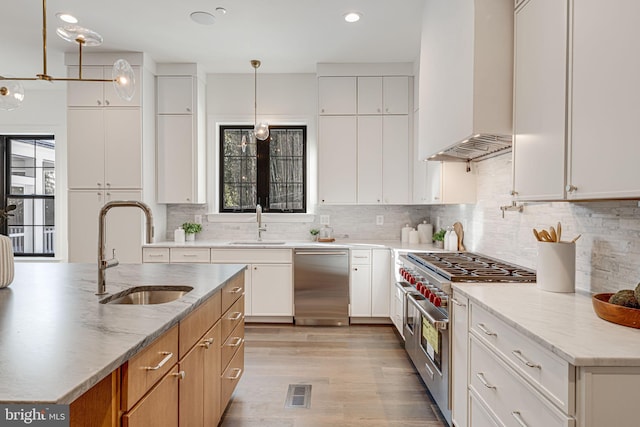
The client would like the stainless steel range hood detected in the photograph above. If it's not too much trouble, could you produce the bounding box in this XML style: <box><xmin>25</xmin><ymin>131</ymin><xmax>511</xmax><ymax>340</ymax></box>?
<box><xmin>427</xmin><ymin>134</ymin><xmax>513</xmax><ymax>162</ymax></box>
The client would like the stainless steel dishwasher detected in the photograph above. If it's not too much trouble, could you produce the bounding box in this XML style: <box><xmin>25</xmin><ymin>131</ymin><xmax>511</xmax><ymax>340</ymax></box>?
<box><xmin>294</xmin><ymin>248</ymin><xmax>350</xmax><ymax>326</ymax></box>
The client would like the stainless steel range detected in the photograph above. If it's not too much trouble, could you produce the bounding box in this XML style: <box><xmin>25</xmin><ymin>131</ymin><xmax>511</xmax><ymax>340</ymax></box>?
<box><xmin>396</xmin><ymin>251</ymin><xmax>536</xmax><ymax>426</ymax></box>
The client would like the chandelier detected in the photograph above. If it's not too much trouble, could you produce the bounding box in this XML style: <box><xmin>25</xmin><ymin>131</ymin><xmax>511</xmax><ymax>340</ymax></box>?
<box><xmin>251</xmin><ymin>59</ymin><xmax>269</xmax><ymax>141</ymax></box>
<box><xmin>0</xmin><ymin>0</ymin><xmax>135</xmax><ymax>111</ymax></box>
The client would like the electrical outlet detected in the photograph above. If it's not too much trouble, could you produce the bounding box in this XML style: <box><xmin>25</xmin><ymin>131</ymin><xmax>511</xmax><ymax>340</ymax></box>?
<box><xmin>194</xmin><ymin>215</ymin><xmax>202</xmax><ymax>224</ymax></box>
<box><xmin>320</xmin><ymin>215</ymin><xmax>330</xmax><ymax>225</ymax></box>
<box><xmin>376</xmin><ymin>215</ymin><xmax>384</xmax><ymax>225</ymax></box>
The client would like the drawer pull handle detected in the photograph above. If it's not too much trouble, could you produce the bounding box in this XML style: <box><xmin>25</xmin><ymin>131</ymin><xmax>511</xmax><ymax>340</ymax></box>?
<box><xmin>226</xmin><ymin>368</ymin><xmax>243</xmax><ymax>380</ymax></box>
<box><xmin>229</xmin><ymin>287</ymin><xmax>243</xmax><ymax>294</ymax></box>
<box><xmin>182</xmin><ymin>254</ymin><xmax>198</xmax><ymax>257</ymax></box>
<box><xmin>228</xmin><ymin>311</ymin><xmax>243</xmax><ymax>321</ymax></box>
<box><xmin>477</xmin><ymin>323</ymin><xmax>497</xmax><ymax>337</ymax></box>
<box><xmin>172</xmin><ymin>370</ymin><xmax>186</xmax><ymax>380</ymax></box>
<box><xmin>143</xmin><ymin>351</ymin><xmax>173</xmax><ymax>370</ymax></box>
<box><xmin>200</xmin><ymin>337</ymin><xmax>215</xmax><ymax>349</ymax></box>
<box><xmin>148</xmin><ymin>254</ymin><xmax>164</xmax><ymax>257</ymax></box>
<box><xmin>511</xmin><ymin>411</ymin><xmax>529</xmax><ymax>427</ymax></box>
<box><xmin>512</xmin><ymin>350</ymin><xmax>541</xmax><ymax>369</ymax></box>
<box><xmin>423</xmin><ymin>362</ymin><xmax>435</xmax><ymax>380</ymax></box>
<box><xmin>476</xmin><ymin>372</ymin><xmax>496</xmax><ymax>390</ymax></box>
<box><xmin>227</xmin><ymin>337</ymin><xmax>243</xmax><ymax>347</ymax></box>
<box><xmin>451</xmin><ymin>298</ymin><xmax>466</xmax><ymax>307</ymax></box>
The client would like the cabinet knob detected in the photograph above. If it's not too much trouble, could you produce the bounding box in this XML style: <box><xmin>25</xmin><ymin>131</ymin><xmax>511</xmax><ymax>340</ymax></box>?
<box><xmin>354</xmin><ymin>267</ymin><xmax>358</xmax><ymax>271</ymax></box>
<box><xmin>97</xmin><ymin>100</ymin><xmax>102</xmax><ymax>106</ymax></box>
<box><xmin>186</xmin><ymin>107</ymin><xmax>191</xmax><ymax>112</ymax></box>
<box><xmin>385</xmin><ymin>108</ymin><xmax>389</xmax><ymax>113</ymax></box>
<box><xmin>105</xmin><ymin>100</ymin><xmax>110</xmax><ymax>106</ymax></box>
<box><xmin>172</xmin><ymin>371</ymin><xmax>186</xmax><ymax>380</ymax></box>
<box><xmin>321</xmin><ymin>108</ymin><xmax>325</xmax><ymax>113</ymax></box>
<box><xmin>97</xmin><ymin>182</ymin><xmax>102</xmax><ymax>187</ymax></box>
<box><xmin>378</xmin><ymin>108</ymin><xmax>382</xmax><ymax>113</ymax></box>
<box><xmin>510</xmin><ymin>190</ymin><xmax>519</xmax><ymax>196</ymax></box>
<box><xmin>566</xmin><ymin>184</ymin><xmax>578</xmax><ymax>193</ymax></box>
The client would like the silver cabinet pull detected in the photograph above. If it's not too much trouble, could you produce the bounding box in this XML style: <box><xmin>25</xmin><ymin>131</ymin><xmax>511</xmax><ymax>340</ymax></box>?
<box><xmin>229</xmin><ymin>286</ymin><xmax>243</xmax><ymax>294</ymax></box>
<box><xmin>226</xmin><ymin>368</ymin><xmax>242</xmax><ymax>380</ymax></box>
<box><xmin>451</xmin><ymin>298</ymin><xmax>466</xmax><ymax>307</ymax></box>
<box><xmin>172</xmin><ymin>370</ymin><xmax>186</xmax><ymax>380</ymax></box>
<box><xmin>511</xmin><ymin>411</ymin><xmax>529</xmax><ymax>427</ymax></box>
<box><xmin>423</xmin><ymin>362</ymin><xmax>435</xmax><ymax>380</ymax></box>
<box><xmin>182</xmin><ymin>254</ymin><xmax>198</xmax><ymax>257</ymax></box>
<box><xmin>476</xmin><ymin>372</ymin><xmax>496</xmax><ymax>390</ymax></box>
<box><xmin>228</xmin><ymin>311</ymin><xmax>243</xmax><ymax>321</ymax></box>
<box><xmin>142</xmin><ymin>351</ymin><xmax>173</xmax><ymax>370</ymax></box>
<box><xmin>148</xmin><ymin>254</ymin><xmax>164</xmax><ymax>258</ymax></box>
<box><xmin>227</xmin><ymin>337</ymin><xmax>243</xmax><ymax>347</ymax></box>
<box><xmin>512</xmin><ymin>350</ymin><xmax>541</xmax><ymax>369</ymax></box>
<box><xmin>200</xmin><ymin>337</ymin><xmax>215</xmax><ymax>349</ymax></box>
<box><xmin>477</xmin><ymin>323</ymin><xmax>497</xmax><ymax>337</ymax></box>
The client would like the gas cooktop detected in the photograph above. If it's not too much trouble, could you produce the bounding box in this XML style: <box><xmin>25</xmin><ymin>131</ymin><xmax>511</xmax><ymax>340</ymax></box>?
<box><xmin>406</xmin><ymin>252</ymin><xmax>536</xmax><ymax>282</ymax></box>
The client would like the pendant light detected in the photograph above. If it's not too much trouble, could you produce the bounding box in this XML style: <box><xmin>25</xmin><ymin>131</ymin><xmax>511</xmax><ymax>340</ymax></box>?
<box><xmin>0</xmin><ymin>0</ymin><xmax>136</xmax><ymax>111</ymax></box>
<box><xmin>251</xmin><ymin>59</ymin><xmax>269</xmax><ymax>141</ymax></box>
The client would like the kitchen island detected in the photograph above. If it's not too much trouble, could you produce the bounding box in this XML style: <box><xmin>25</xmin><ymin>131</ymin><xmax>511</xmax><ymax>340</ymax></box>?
<box><xmin>0</xmin><ymin>262</ymin><xmax>245</xmax><ymax>407</ymax></box>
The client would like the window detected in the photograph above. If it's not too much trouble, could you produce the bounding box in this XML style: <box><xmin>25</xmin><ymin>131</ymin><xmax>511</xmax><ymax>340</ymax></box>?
<box><xmin>1</xmin><ymin>135</ymin><xmax>55</xmax><ymax>256</ymax></box>
<box><xmin>219</xmin><ymin>125</ymin><xmax>306</xmax><ymax>213</ymax></box>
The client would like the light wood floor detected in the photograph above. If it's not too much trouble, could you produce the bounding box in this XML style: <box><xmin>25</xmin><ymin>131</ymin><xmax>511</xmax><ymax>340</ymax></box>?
<box><xmin>219</xmin><ymin>324</ymin><xmax>447</xmax><ymax>427</ymax></box>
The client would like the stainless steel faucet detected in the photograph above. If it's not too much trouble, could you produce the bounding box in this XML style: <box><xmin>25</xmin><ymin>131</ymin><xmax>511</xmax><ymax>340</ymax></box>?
<box><xmin>256</xmin><ymin>203</ymin><xmax>267</xmax><ymax>241</ymax></box>
<box><xmin>97</xmin><ymin>200</ymin><xmax>154</xmax><ymax>295</ymax></box>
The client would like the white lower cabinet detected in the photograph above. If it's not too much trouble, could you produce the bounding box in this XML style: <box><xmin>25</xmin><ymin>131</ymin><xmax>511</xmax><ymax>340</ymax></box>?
<box><xmin>469</xmin><ymin>389</ymin><xmax>500</xmax><ymax>427</ymax></box>
<box><xmin>451</xmin><ymin>291</ymin><xmax>469</xmax><ymax>427</ymax></box>
<box><xmin>349</xmin><ymin>249</ymin><xmax>391</xmax><ymax>319</ymax></box>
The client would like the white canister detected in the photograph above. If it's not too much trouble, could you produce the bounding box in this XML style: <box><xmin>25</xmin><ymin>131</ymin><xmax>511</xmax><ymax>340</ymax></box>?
<box><xmin>409</xmin><ymin>230</ymin><xmax>420</xmax><ymax>244</ymax></box>
<box><xmin>417</xmin><ymin>221</ymin><xmax>433</xmax><ymax>244</ymax></box>
<box><xmin>174</xmin><ymin>227</ymin><xmax>186</xmax><ymax>244</ymax></box>
<box><xmin>401</xmin><ymin>224</ymin><xmax>412</xmax><ymax>243</ymax></box>
<box><xmin>536</xmin><ymin>242</ymin><xmax>576</xmax><ymax>293</ymax></box>
<box><xmin>448</xmin><ymin>228</ymin><xmax>458</xmax><ymax>251</ymax></box>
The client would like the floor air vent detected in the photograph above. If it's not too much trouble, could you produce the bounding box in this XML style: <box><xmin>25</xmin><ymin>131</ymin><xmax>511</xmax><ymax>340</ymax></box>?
<box><xmin>285</xmin><ymin>384</ymin><xmax>312</xmax><ymax>409</ymax></box>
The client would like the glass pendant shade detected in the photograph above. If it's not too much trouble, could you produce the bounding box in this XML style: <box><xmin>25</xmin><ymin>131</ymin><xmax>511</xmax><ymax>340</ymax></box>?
<box><xmin>112</xmin><ymin>59</ymin><xmax>136</xmax><ymax>101</ymax></box>
<box><xmin>0</xmin><ymin>79</ymin><xmax>25</xmax><ymax>111</ymax></box>
<box><xmin>254</xmin><ymin>122</ymin><xmax>270</xmax><ymax>141</ymax></box>
<box><xmin>56</xmin><ymin>25</ymin><xmax>103</xmax><ymax>46</ymax></box>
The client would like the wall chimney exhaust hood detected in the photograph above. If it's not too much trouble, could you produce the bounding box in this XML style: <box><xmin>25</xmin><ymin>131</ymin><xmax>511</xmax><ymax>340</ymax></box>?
<box><xmin>419</xmin><ymin>0</ymin><xmax>513</xmax><ymax>164</ymax></box>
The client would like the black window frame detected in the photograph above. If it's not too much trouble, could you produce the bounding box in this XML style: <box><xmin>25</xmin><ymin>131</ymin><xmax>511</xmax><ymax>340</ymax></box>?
<box><xmin>1</xmin><ymin>134</ymin><xmax>56</xmax><ymax>257</ymax></box>
<box><xmin>219</xmin><ymin>125</ymin><xmax>307</xmax><ymax>213</ymax></box>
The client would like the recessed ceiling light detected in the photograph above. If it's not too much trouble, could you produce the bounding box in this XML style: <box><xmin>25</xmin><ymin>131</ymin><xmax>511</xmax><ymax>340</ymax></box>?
<box><xmin>56</xmin><ymin>12</ymin><xmax>78</xmax><ymax>24</ymax></box>
<box><xmin>344</xmin><ymin>12</ymin><xmax>361</xmax><ymax>23</ymax></box>
<box><xmin>215</xmin><ymin>7</ymin><xmax>227</xmax><ymax>15</ymax></box>
<box><xmin>190</xmin><ymin>11</ymin><xmax>216</xmax><ymax>26</ymax></box>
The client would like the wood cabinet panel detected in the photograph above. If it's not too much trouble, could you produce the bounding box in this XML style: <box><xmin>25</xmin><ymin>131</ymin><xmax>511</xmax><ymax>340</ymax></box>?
<box><xmin>221</xmin><ymin>341</ymin><xmax>245</xmax><ymax>410</ymax></box>
<box><xmin>178</xmin><ymin>345</ymin><xmax>204</xmax><ymax>427</ymax></box>
<box><xmin>221</xmin><ymin>296</ymin><xmax>245</xmax><ymax>339</ymax></box>
<box><xmin>204</xmin><ymin>322</ymin><xmax>222</xmax><ymax>426</ymax></box>
<box><xmin>221</xmin><ymin>273</ymin><xmax>245</xmax><ymax>313</ymax></box>
<box><xmin>179</xmin><ymin>292</ymin><xmax>221</xmax><ymax>358</ymax></box>
<box><xmin>70</xmin><ymin>370</ymin><xmax>119</xmax><ymax>427</ymax></box>
<box><xmin>122</xmin><ymin>367</ymin><xmax>179</xmax><ymax>427</ymax></box>
<box><xmin>221</xmin><ymin>320</ymin><xmax>245</xmax><ymax>372</ymax></box>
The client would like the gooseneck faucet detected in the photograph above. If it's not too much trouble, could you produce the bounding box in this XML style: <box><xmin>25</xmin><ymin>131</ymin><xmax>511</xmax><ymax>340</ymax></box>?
<box><xmin>97</xmin><ymin>200</ymin><xmax>154</xmax><ymax>295</ymax></box>
<box><xmin>256</xmin><ymin>203</ymin><xmax>267</xmax><ymax>241</ymax></box>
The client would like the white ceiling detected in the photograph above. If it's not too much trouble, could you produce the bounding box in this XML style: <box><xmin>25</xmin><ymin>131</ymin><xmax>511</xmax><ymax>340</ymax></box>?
<box><xmin>0</xmin><ymin>0</ymin><xmax>425</xmax><ymax>78</ymax></box>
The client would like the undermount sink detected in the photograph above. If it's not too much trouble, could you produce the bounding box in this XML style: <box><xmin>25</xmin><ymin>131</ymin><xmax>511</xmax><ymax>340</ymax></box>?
<box><xmin>229</xmin><ymin>241</ymin><xmax>286</xmax><ymax>245</ymax></box>
<box><xmin>100</xmin><ymin>285</ymin><xmax>194</xmax><ymax>305</ymax></box>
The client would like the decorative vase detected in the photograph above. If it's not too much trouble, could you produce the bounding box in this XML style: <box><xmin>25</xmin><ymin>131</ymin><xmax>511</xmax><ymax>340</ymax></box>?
<box><xmin>0</xmin><ymin>235</ymin><xmax>14</xmax><ymax>288</ymax></box>
<box><xmin>186</xmin><ymin>233</ymin><xmax>195</xmax><ymax>242</ymax></box>
<box><xmin>434</xmin><ymin>240</ymin><xmax>444</xmax><ymax>249</ymax></box>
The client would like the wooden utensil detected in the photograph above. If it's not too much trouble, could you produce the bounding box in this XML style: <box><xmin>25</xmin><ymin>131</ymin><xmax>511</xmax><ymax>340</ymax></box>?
<box><xmin>539</xmin><ymin>229</ymin><xmax>553</xmax><ymax>242</ymax></box>
<box><xmin>571</xmin><ymin>234</ymin><xmax>582</xmax><ymax>243</ymax></box>
<box><xmin>549</xmin><ymin>226</ymin><xmax>557</xmax><ymax>242</ymax></box>
<box><xmin>533</xmin><ymin>229</ymin><xmax>541</xmax><ymax>241</ymax></box>
<box><xmin>556</xmin><ymin>222</ymin><xmax>562</xmax><ymax>242</ymax></box>
<box><xmin>453</xmin><ymin>222</ymin><xmax>465</xmax><ymax>251</ymax></box>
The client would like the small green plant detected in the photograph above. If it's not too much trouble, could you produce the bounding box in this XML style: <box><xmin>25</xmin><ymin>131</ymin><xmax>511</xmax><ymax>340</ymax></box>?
<box><xmin>0</xmin><ymin>204</ymin><xmax>16</xmax><ymax>229</ymax></box>
<box><xmin>433</xmin><ymin>228</ymin><xmax>446</xmax><ymax>242</ymax></box>
<box><xmin>182</xmin><ymin>222</ymin><xmax>203</xmax><ymax>234</ymax></box>
<box><xmin>309</xmin><ymin>228</ymin><xmax>320</xmax><ymax>236</ymax></box>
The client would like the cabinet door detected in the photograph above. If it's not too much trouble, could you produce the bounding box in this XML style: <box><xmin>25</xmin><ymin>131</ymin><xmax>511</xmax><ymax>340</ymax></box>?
<box><xmin>122</xmin><ymin>367</ymin><xmax>179</xmax><ymax>427</ymax></box>
<box><xmin>371</xmin><ymin>249</ymin><xmax>390</xmax><ymax>317</ymax></box>
<box><xmin>512</xmin><ymin>0</ymin><xmax>568</xmax><ymax>200</ymax></box>
<box><xmin>67</xmin><ymin>66</ymin><xmax>105</xmax><ymax>107</ymax></box>
<box><xmin>105</xmin><ymin>109</ymin><xmax>142</xmax><ymax>189</ymax></box>
<box><xmin>425</xmin><ymin>161</ymin><xmax>443</xmax><ymax>204</ymax></box>
<box><xmin>157</xmin><ymin>115</ymin><xmax>195</xmax><ymax>203</ymax></box>
<box><xmin>104</xmin><ymin>190</ymin><xmax>144</xmax><ymax>264</ymax></box>
<box><xmin>68</xmin><ymin>191</ymin><xmax>103</xmax><ymax>263</ymax></box>
<box><xmin>67</xmin><ymin>109</ymin><xmax>105</xmax><ymax>189</ymax></box>
<box><xmin>357</xmin><ymin>116</ymin><xmax>383</xmax><ymax>203</ymax></box>
<box><xmin>242</xmin><ymin>265</ymin><xmax>253</xmax><ymax>316</ymax></box>
<box><xmin>157</xmin><ymin>76</ymin><xmax>194</xmax><ymax>114</ymax></box>
<box><xmin>203</xmin><ymin>322</ymin><xmax>222</xmax><ymax>426</ymax></box>
<box><xmin>451</xmin><ymin>291</ymin><xmax>469</xmax><ymax>427</ymax></box>
<box><xmin>568</xmin><ymin>0</ymin><xmax>640</xmax><ymax>199</ymax></box>
<box><xmin>382</xmin><ymin>115</ymin><xmax>410</xmax><ymax>204</ymax></box>
<box><xmin>179</xmin><ymin>345</ymin><xmax>204</xmax><ymax>427</ymax></box>
<box><xmin>350</xmin><ymin>264</ymin><xmax>371</xmax><ymax>317</ymax></box>
<box><xmin>318</xmin><ymin>77</ymin><xmax>357</xmax><ymax>115</ymax></box>
<box><xmin>357</xmin><ymin>76</ymin><xmax>383</xmax><ymax>114</ymax></box>
<box><xmin>251</xmin><ymin>264</ymin><xmax>293</xmax><ymax>316</ymax></box>
<box><xmin>318</xmin><ymin>116</ymin><xmax>357</xmax><ymax>204</ymax></box>
<box><xmin>383</xmin><ymin>76</ymin><xmax>409</xmax><ymax>114</ymax></box>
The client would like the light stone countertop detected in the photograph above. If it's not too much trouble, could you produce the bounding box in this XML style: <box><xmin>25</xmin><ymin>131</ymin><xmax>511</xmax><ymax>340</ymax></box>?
<box><xmin>453</xmin><ymin>283</ymin><xmax>640</xmax><ymax>367</ymax></box>
<box><xmin>0</xmin><ymin>262</ymin><xmax>246</xmax><ymax>404</ymax></box>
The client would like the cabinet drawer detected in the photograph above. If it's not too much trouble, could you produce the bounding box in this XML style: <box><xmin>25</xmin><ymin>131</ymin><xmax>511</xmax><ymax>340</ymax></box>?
<box><xmin>222</xmin><ymin>295</ymin><xmax>245</xmax><ymax>340</ymax></box>
<box><xmin>169</xmin><ymin>248</ymin><xmax>210</xmax><ymax>263</ymax></box>
<box><xmin>470</xmin><ymin>302</ymin><xmax>573</xmax><ymax>413</ymax></box>
<box><xmin>221</xmin><ymin>273</ymin><xmax>245</xmax><ymax>313</ymax></box>
<box><xmin>143</xmin><ymin>248</ymin><xmax>170</xmax><ymax>263</ymax></box>
<box><xmin>469</xmin><ymin>335</ymin><xmax>574</xmax><ymax>427</ymax></box>
<box><xmin>469</xmin><ymin>388</ymin><xmax>501</xmax><ymax>427</ymax></box>
<box><xmin>122</xmin><ymin>325</ymin><xmax>179</xmax><ymax>411</ymax></box>
<box><xmin>179</xmin><ymin>291</ymin><xmax>222</xmax><ymax>358</ymax></box>
<box><xmin>221</xmin><ymin>319</ymin><xmax>245</xmax><ymax>372</ymax></box>
<box><xmin>122</xmin><ymin>366</ymin><xmax>179</xmax><ymax>427</ymax></box>
<box><xmin>350</xmin><ymin>249</ymin><xmax>371</xmax><ymax>265</ymax></box>
<box><xmin>221</xmin><ymin>341</ymin><xmax>245</xmax><ymax>409</ymax></box>
<box><xmin>211</xmin><ymin>248</ymin><xmax>292</xmax><ymax>263</ymax></box>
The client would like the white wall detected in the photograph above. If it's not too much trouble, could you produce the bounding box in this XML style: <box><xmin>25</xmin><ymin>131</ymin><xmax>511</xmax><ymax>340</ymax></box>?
<box><xmin>0</xmin><ymin>87</ymin><xmax>68</xmax><ymax>260</ymax></box>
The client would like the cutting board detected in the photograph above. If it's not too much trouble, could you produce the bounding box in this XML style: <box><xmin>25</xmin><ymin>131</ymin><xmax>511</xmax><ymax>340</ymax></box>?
<box><xmin>453</xmin><ymin>222</ymin><xmax>465</xmax><ymax>251</ymax></box>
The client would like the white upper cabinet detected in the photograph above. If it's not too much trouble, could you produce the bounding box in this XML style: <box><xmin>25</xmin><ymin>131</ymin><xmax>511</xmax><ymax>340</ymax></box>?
<box><xmin>156</xmin><ymin>76</ymin><xmax>194</xmax><ymax>114</ymax></box>
<box><xmin>357</xmin><ymin>116</ymin><xmax>383</xmax><ymax>204</ymax></box>
<box><xmin>318</xmin><ymin>77</ymin><xmax>357</xmax><ymax>115</ymax></box>
<box><xmin>67</xmin><ymin>65</ymin><xmax>141</xmax><ymax>107</ymax></box>
<box><xmin>382</xmin><ymin>115</ymin><xmax>410</xmax><ymax>204</ymax></box>
<box><xmin>318</xmin><ymin>116</ymin><xmax>358</xmax><ymax>204</ymax></box>
<box><xmin>512</xmin><ymin>0</ymin><xmax>568</xmax><ymax>201</ymax></box>
<box><xmin>425</xmin><ymin>161</ymin><xmax>476</xmax><ymax>205</ymax></box>
<box><xmin>357</xmin><ymin>76</ymin><xmax>409</xmax><ymax>115</ymax></box>
<box><xmin>357</xmin><ymin>77</ymin><xmax>383</xmax><ymax>115</ymax></box>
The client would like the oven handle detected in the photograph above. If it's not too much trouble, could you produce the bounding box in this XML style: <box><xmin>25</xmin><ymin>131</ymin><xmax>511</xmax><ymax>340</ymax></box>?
<box><xmin>407</xmin><ymin>294</ymin><xmax>448</xmax><ymax>330</ymax></box>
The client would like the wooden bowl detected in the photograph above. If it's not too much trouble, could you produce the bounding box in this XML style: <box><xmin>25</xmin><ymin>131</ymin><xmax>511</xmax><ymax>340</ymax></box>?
<box><xmin>592</xmin><ymin>293</ymin><xmax>640</xmax><ymax>328</ymax></box>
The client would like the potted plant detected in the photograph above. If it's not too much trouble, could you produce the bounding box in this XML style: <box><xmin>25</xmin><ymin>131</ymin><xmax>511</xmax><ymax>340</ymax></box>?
<box><xmin>309</xmin><ymin>228</ymin><xmax>320</xmax><ymax>241</ymax></box>
<box><xmin>182</xmin><ymin>222</ymin><xmax>202</xmax><ymax>241</ymax></box>
<box><xmin>433</xmin><ymin>228</ymin><xmax>446</xmax><ymax>249</ymax></box>
<box><xmin>0</xmin><ymin>204</ymin><xmax>16</xmax><ymax>288</ymax></box>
